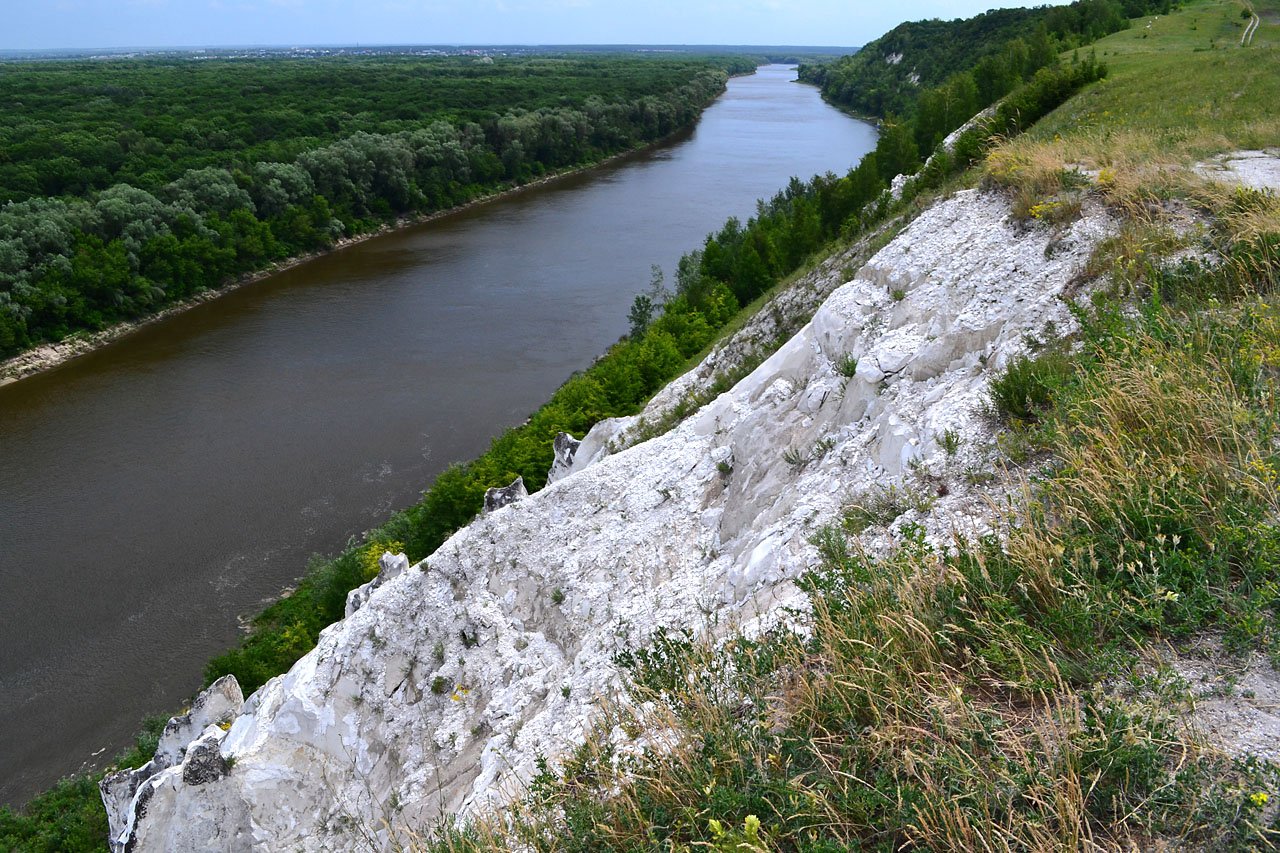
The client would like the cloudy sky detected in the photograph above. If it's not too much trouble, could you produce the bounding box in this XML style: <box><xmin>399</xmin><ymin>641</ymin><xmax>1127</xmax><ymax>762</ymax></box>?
<box><xmin>11</xmin><ymin>0</ymin><xmax>1055</xmax><ymax>50</ymax></box>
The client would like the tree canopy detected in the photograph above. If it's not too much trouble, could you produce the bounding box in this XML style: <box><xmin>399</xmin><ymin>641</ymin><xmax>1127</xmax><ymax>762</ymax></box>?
<box><xmin>0</xmin><ymin>54</ymin><xmax>756</xmax><ymax>358</ymax></box>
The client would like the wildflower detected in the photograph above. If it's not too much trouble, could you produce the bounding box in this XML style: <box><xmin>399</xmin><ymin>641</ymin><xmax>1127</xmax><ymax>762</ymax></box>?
<box><xmin>1251</xmin><ymin>791</ymin><xmax>1269</xmax><ymax>807</ymax></box>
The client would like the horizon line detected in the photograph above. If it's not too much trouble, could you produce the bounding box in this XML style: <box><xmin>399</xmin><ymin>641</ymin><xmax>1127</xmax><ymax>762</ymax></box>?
<box><xmin>0</xmin><ymin>41</ymin><xmax>857</xmax><ymax>54</ymax></box>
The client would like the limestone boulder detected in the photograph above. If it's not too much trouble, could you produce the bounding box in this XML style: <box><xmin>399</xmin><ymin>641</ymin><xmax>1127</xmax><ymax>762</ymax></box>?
<box><xmin>345</xmin><ymin>551</ymin><xmax>411</xmax><ymax>617</ymax></box>
<box><xmin>482</xmin><ymin>476</ymin><xmax>527</xmax><ymax>513</ymax></box>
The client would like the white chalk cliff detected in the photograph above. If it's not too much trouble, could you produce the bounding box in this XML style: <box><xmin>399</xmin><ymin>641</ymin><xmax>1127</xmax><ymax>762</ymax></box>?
<box><xmin>104</xmin><ymin>189</ymin><xmax>1115</xmax><ymax>851</ymax></box>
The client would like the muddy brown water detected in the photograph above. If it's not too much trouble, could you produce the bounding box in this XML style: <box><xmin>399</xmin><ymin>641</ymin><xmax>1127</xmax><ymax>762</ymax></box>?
<box><xmin>0</xmin><ymin>64</ymin><xmax>876</xmax><ymax>807</ymax></box>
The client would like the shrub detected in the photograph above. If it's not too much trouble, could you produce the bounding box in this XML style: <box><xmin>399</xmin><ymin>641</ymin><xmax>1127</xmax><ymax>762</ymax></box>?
<box><xmin>987</xmin><ymin>349</ymin><xmax>1076</xmax><ymax>425</ymax></box>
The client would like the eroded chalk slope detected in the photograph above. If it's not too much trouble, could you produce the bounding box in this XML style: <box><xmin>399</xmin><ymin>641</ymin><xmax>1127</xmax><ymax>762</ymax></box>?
<box><xmin>111</xmin><ymin>189</ymin><xmax>1115</xmax><ymax>851</ymax></box>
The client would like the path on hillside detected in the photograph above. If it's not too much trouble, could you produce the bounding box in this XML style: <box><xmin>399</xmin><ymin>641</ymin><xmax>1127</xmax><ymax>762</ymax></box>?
<box><xmin>1242</xmin><ymin>2</ymin><xmax>1260</xmax><ymax>45</ymax></box>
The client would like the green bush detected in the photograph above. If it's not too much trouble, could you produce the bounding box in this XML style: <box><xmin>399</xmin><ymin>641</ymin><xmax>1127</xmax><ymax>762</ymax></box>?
<box><xmin>0</xmin><ymin>716</ymin><xmax>164</xmax><ymax>853</ymax></box>
<box><xmin>988</xmin><ymin>349</ymin><xmax>1077</xmax><ymax>424</ymax></box>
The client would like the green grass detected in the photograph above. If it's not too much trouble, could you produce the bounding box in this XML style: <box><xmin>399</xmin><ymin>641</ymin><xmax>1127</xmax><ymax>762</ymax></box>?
<box><xmin>1031</xmin><ymin>0</ymin><xmax>1280</xmax><ymax>154</ymax></box>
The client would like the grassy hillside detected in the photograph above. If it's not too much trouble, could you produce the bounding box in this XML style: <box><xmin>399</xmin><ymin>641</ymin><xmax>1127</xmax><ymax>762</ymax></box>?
<box><xmin>799</xmin><ymin>0</ymin><xmax>1175</xmax><ymax>121</ymax></box>
<box><xmin>1034</xmin><ymin>0</ymin><xmax>1279</xmax><ymax>148</ymax></box>
<box><xmin>425</xmin><ymin>1</ymin><xmax>1280</xmax><ymax>849</ymax></box>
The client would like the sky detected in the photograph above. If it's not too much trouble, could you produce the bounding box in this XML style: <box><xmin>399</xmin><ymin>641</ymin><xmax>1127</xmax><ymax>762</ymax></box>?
<box><xmin>9</xmin><ymin>0</ymin><xmax>1058</xmax><ymax>51</ymax></box>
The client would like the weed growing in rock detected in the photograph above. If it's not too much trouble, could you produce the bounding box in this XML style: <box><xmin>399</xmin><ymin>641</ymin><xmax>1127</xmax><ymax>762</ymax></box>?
<box><xmin>835</xmin><ymin>352</ymin><xmax>859</xmax><ymax>377</ymax></box>
<box><xmin>963</xmin><ymin>465</ymin><xmax>998</xmax><ymax>486</ymax></box>
<box><xmin>842</xmin><ymin>483</ymin><xmax>933</xmax><ymax>533</ymax></box>
<box><xmin>781</xmin><ymin>446</ymin><xmax>808</xmax><ymax>467</ymax></box>
<box><xmin>987</xmin><ymin>348</ymin><xmax>1076</xmax><ymax>426</ymax></box>
<box><xmin>940</xmin><ymin>427</ymin><xmax>961</xmax><ymax>455</ymax></box>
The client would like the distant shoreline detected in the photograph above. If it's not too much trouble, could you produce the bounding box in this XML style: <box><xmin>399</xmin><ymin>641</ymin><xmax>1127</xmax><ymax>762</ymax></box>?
<box><xmin>0</xmin><ymin>115</ymin><xmax>716</xmax><ymax>389</ymax></box>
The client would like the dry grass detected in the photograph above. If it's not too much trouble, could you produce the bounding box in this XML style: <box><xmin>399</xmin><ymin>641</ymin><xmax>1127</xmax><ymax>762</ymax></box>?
<box><xmin>985</xmin><ymin>128</ymin><xmax>1277</xmax><ymax>216</ymax></box>
<box><xmin>406</xmin><ymin>290</ymin><xmax>1280</xmax><ymax>852</ymax></box>
<box><xmin>984</xmin><ymin>126</ymin><xmax>1280</xmax><ymax>302</ymax></box>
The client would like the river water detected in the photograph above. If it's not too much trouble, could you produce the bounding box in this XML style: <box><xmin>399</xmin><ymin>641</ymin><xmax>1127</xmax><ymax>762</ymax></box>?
<box><xmin>0</xmin><ymin>64</ymin><xmax>875</xmax><ymax>807</ymax></box>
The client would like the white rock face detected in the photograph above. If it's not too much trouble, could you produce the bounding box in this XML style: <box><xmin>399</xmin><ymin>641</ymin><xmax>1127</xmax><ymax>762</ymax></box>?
<box><xmin>546</xmin><ymin>432</ymin><xmax>582</xmax><ymax>484</ymax></box>
<box><xmin>112</xmin><ymin>190</ymin><xmax>1114</xmax><ymax>851</ymax></box>
<box><xmin>481</xmin><ymin>476</ymin><xmax>528</xmax><ymax>513</ymax></box>
<box><xmin>100</xmin><ymin>675</ymin><xmax>243</xmax><ymax>852</ymax></box>
<box><xmin>345</xmin><ymin>552</ymin><xmax>411</xmax><ymax>618</ymax></box>
<box><xmin>1195</xmin><ymin>149</ymin><xmax>1280</xmax><ymax>192</ymax></box>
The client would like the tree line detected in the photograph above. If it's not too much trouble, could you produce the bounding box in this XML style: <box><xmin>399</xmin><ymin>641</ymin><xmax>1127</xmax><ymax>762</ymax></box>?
<box><xmin>800</xmin><ymin>0</ymin><xmax>1175</xmax><ymax>153</ymax></box>
<box><xmin>0</xmin><ymin>55</ymin><xmax>755</xmax><ymax>358</ymax></box>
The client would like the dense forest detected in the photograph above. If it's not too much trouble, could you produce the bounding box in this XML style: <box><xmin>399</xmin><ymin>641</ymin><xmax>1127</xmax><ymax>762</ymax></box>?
<box><xmin>800</xmin><ymin>0</ymin><xmax>1175</xmax><ymax>149</ymax></box>
<box><xmin>0</xmin><ymin>54</ymin><xmax>755</xmax><ymax>358</ymax></box>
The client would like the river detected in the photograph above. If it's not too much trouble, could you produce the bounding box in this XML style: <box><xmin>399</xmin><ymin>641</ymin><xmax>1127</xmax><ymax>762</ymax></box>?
<box><xmin>0</xmin><ymin>63</ymin><xmax>876</xmax><ymax>807</ymax></box>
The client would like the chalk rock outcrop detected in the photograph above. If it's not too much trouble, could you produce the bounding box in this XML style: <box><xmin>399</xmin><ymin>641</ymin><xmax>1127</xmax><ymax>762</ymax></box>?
<box><xmin>482</xmin><ymin>476</ymin><xmax>527</xmax><ymax>513</ymax></box>
<box><xmin>1194</xmin><ymin>149</ymin><xmax>1280</xmax><ymax>192</ymax></box>
<box><xmin>345</xmin><ymin>551</ymin><xmax>411</xmax><ymax>618</ymax></box>
<box><xmin>108</xmin><ymin>190</ymin><xmax>1114</xmax><ymax>850</ymax></box>
<box><xmin>100</xmin><ymin>675</ymin><xmax>243</xmax><ymax>852</ymax></box>
<box><xmin>546</xmin><ymin>432</ymin><xmax>582</xmax><ymax>483</ymax></box>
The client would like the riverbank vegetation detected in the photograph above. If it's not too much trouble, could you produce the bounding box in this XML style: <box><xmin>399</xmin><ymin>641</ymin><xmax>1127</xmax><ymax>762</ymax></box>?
<box><xmin>0</xmin><ymin>54</ymin><xmax>753</xmax><ymax>358</ymax></box>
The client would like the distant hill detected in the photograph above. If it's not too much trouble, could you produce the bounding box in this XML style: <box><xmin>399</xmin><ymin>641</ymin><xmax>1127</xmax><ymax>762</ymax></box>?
<box><xmin>800</xmin><ymin>0</ymin><xmax>1174</xmax><ymax>119</ymax></box>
